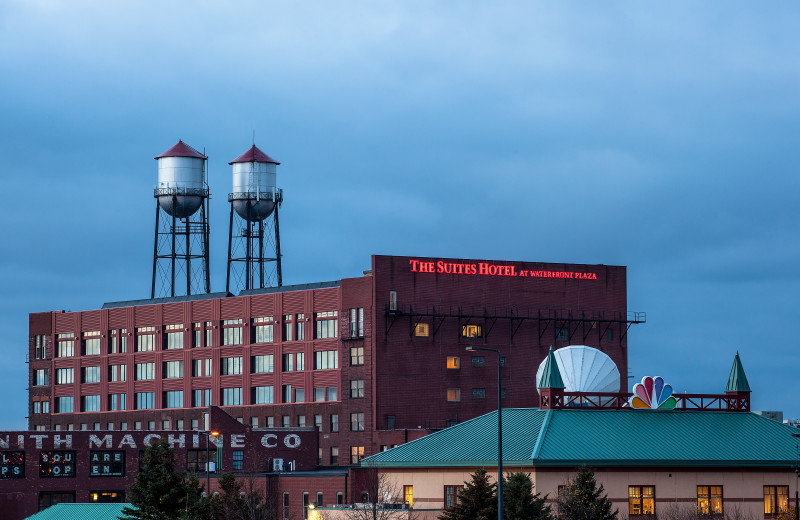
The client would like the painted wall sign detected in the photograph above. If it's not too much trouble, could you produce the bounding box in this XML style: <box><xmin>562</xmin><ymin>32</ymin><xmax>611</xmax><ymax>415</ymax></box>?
<box><xmin>89</xmin><ymin>450</ymin><xmax>125</xmax><ymax>477</ymax></box>
<box><xmin>408</xmin><ymin>259</ymin><xmax>598</xmax><ymax>280</ymax></box>
<box><xmin>39</xmin><ymin>450</ymin><xmax>75</xmax><ymax>478</ymax></box>
<box><xmin>0</xmin><ymin>432</ymin><xmax>302</xmax><ymax>451</ymax></box>
<box><xmin>0</xmin><ymin>451</ymin><xmax>24</xmax><ymax>478</ymax></box>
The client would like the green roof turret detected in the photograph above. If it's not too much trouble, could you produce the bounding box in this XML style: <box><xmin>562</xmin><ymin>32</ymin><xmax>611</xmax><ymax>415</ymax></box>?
<box><xmin>538</xmin><ymin>346</ymin><xmax>565</xmax><ymax>389</ymax></box>
<box><xmin>725</xmin><ymin>351</ymin><xmax>751</xmax><ymax>392</ymax></box>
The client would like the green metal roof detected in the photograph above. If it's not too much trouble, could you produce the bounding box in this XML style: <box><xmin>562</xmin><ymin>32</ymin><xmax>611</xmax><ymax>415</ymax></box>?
<box><xmin>537</xmin><ymin>347</ymin><xmax>564</xmax><ymax>389</ymax></box>
<box><xmin>726</xmin><ymin>352</ymin><xmax>751</xmax><ymax>392</ymax></box>
<box><xmin>24</xmin><ymin>503</ymin><xmax>132</xmax><ymax>520</ymax></box>
<box><xmin>364</xmin><ymin>409</ymin><xmax>798</xmax><ymax>468</ymax></box>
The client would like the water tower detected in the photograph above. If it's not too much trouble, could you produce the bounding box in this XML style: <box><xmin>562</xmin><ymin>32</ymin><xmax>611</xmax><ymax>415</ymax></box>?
<box><xmin>151</xmin><ymin>140</ymin><xmax>211</xmax><ymax>298</ymax></box>
<box><xmin>226</xmin><ymin>144</ymin><xmax>283</xmax><ymax>292</ymax></box>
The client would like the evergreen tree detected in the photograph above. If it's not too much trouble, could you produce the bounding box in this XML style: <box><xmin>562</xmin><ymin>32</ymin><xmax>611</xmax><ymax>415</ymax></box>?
<box><xmin>439</xmin><ymin>467</ymin><xmax>498</xmax><ymax>520</ymax></box>
<box><xmin>556</xmin><ymin>466</ymin><xmax>617</xmax><ymax>520</ymax></box>
<box><xmin>120</xmin><ymin>439</ymin><xmax>210</xmax><ymax>520</ymax></box>
<box><xmin>504</xmin><ymin>471</ymin><xmax>551</xmax><ymax>520</ymax></box>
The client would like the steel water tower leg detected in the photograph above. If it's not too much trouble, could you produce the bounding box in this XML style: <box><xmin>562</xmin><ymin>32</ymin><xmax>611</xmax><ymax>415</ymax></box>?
<box><xmin>171</xmin><ymin>196</ymin><xmax>177</xmax><ymax>298</ymax></box>
<box><xmin>204</xmin><ymin>199</ymin><xmax>210</xmax><ymax>294</ymax></box>
<box><xmin>245</xmin><ymin>202</ymin><xmax>252</xmax><ymax>291</ymax></box>
<box><xmin>258</xmin><ymin>220</ymin><xmax>264</xmax><ymax>289</ymax></box>
<box><xmin>151</xmin><ymin>202</ymin><xmax>160</xmax><ymax>299</ymax></box>
<box><xmin>226</xmin><ymin>205</ymin><xmax>234</xmax><ymax>294</ymax></box>
<box><xmin>274</xmin><ymin>205</ymin><xmax>282</xmax><ymax>287</ymax></box>
<box><xmin>186</xmin><ymin>216</ymin><xmax>191</xmax><ymax>296</ymax></box>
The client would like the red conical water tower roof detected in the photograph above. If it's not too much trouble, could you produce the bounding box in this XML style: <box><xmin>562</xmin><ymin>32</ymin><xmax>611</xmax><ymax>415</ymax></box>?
<box><xmin>155</xmin><ymin>140</ymin><xmax>207</xmax><ymax>160</ymax></box>
<box><xmin>229</xmin><ymin>145</ymin><xmax>279</xmax><ymax>165</ymax></box>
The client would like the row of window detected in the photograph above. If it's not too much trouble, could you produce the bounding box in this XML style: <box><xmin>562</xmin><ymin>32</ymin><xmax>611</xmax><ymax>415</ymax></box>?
<box><xmin>623</xmin><ymin>485</ymin><xmax>790</xmax><ymax>517</ymax></box>
<box><xmin>446</xmin><ymin>387</ymin><xmax>506</xmax><ymax>402</ymax></box>
<box><xmin>39</xmin><ymin>491</ymin><xmax>124</xmax><ymax>512</ymax></box>
<box><xmin>40</xmin><ymin>311</ymin><xmax>353</xmax><ymax>360</ymax></box>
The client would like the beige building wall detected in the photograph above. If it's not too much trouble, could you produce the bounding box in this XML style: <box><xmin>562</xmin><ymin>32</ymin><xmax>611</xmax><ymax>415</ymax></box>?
<box><xmin>371</xmin><ymin>466</ymin><xmax>798</xmax><ymax>519</ymax></box>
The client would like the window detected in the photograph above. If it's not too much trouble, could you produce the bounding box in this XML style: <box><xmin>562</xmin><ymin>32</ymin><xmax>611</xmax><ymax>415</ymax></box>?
<box><xmin>697</xmin><ymin>486</ymin><xmax>723</xmax><ymax>517</ymax></box>
<box><xmin>283</xmin><ymin>493</ymin><xmax>290</xmax><ymax>520</ymax></box>
<box><xmin>389</xmin><ymin>291</ymin><xmax>397</xmax><ymax>311</ymax></box>
<box><xmin>414</xmin><ymin>323</ymin><xmax>429</xmax><ymax>337</ymax></box>
<box><xmin>555</xmin><ymin>327</ymin><xmax>569</xmax><ymax>341</ymax></box>
<box><xmin>82</xmin><ymin>332</ymin><xmax>101</xmax><ymax>355</ymax></box>
<box><xmin>192</xmin><ymin>389</ymin><xmax>212</xmax><ymax>407</ymax></box>
<box><xmin>232</xmin><ymin>450</ymin><xmax>243</xmax><ymax>470</ymax></box>
<box><xmin>253</xmin><ymin>316</ymin><xmax>274</xmax><ymax>343</ymax></box>
<box><xmin>282</xmin><ymin>315</ymin><xmax>293</xmax><ymax>342</ymax></box>
<box><xmin>163</xmin><ymin>360</ymin><xmax>183</xmax><ymax>378</ymax></box>
<box><xmin>629</xmin><ymin>486</ymin><xmax>655</xmax><ymax>516</ymax></box>
<box><xmin>314</xmin><ymin>311</ymin><xmax>338</xmax><ymax>339</ymax></box>
<box><xmin>472</xmin><ymin>388</ymin><xmax>486</xmax><ymax>399</ymax></box>
<box><xmin>136</xmin><ymin>327</ymin><xmax>155</xmax><ymax>351</ymax></box>
<box><xmin>80</xmin><ymin>396</ymin><xmax>99</xmax><ymax>412</ymax></box>
<box><xmin>314</xmin><ymin>414</ymin><xmax>322</xmax><ymax>431</ymax></box>
<box><xmin>351</xmin><ymin>346</ymin><xmax>364</xmax><ymax>366</ymax></box>
<box><xmin>222</xmin><ymin>387</ymin><xmax>243</xmax><ymax>406</ymax></box>
<box><xmin>57</xmin><ymin>333</ymin><xmax>75</xmax><ymax>357</ymax></box>
<box><xmin>350</xmin><ymin>380</ymin><xmax>365</xmax><ymax>398</ymax></box>
<box><xmin>34</xmin><ymin>334</ymin><xmax>47</xmax><ymax>359</ymax></box>
<box><xmin>165</xmin><ymin>324</ymin><xmax>183</xmax><ymax>350</ymax></box>
<box><xmin>89</xmin><ymin>491</ymin><xmax>125</xmax><ymax>503</ymax></box>
<box><xmin>135</xmin><ymin>392</ymin><xmax>155</xmax><ymax>410</ymax></box>
<box><xmin>303</xmin><ymin>492</ymin><xmax>309</xmax><ymax>519</ymax></box>
<box><xmin>764</xmin><ymin>486</ymin><xmax>789</xmax><ymax>517</ymax></box>
<box><xmin>317</xmin><ymin>492</ymin><xmax>323</xmax><ymax>507</ymax></box>
<box><xmin>135</xmin><ymin>363</ymin><xmax>155</xmax><ymax>380</ymax></box>
<box><xmin>295</xmin><ymin>388</ymin><xmax>305</xmax><ymax>403</ymax></box>
<box><xmin>193</xmin><ymin>322</ymin><xmax>213</xmax><ymax>348</ymax></box>
<box><xmin>38</xmin><ymin>491</ymin><xmax>75</xmax><ymax>512</ymax></box>
<box><xmin>349</xmin><ymin>308</ymin><xmax>364</xmax><ymax>337</ymax></box>
<box><xmin>34</xmin><ymin>369</ymin><xmax>49</xmax><ymax>386</ymax></box>
<box><xmin>330</xmin><ymin>414</ymin><xmax>339</xmax><ymax>432</ymax></box>
<box><xmin>222</xmin><ymin>319</ymin><xmax>242</xmax><ymax>346</ymax></box>
<box><xmin>282</xmin><ymin>415</ymin><xmax>290</xmax><ymax>427</ymax></box>
<box><xmin>350</xmin><ymin>413</ymin><xmax>365</xmax><ymax>431</ymax></box>
<box><xmin>282</xmin><ymin>385</ymin><xmax>293</xmax><ymax>403</ymax></box>
<box><xmin>314</xmin><ymin>388</ymin><xmax>326</xmax><ymax>402</ymax></box>
<box><xmin>607</xmin><ymin>328</ymin><xmax>614</xmax><ymax>341</ymax></box>
<box><xmin>330</xmin><ymin>446</ymin><xmax>339</xmax><ymax>465</ymax></box>
<box><xmin>471</xmin><ymin>356</ymin><xmax>485</xmax><ymax>367</ymax></box>
<box><xmin>444</xmin><ymin>485</ymin><xmax>463</xmax><ymax>508</ymax></box>
<box><xmin>109</xmin><ymin>393</ymin><xmax>126</xmax><ymax>411</ymax></box>
<box><xmin>350</xmin><ymin>446</ymin><xmax>364</xmax><ymax>464</ymax></box>
<box><xmin>282</xmin><ymin>353</ymin><xmax>294</xmax><ymax>372</ymax></box>
<box><xmin>221</xmin><ymin>357</ymin><xmax>243</xmax><ymax>375</ymax></box>
<box><xmin>447</xmin><ymin>388</ymin><xmax>461</xmax><ymax>402</ymax></box>
<box><xmin>460</xmin><ymin>324</ymin><xmax>482</xmax><ymax>338</ymax></box>
<box><xmin>33</xmin><ymin>400</ymin><xmax>50</xmax><ymax>414</ymax></box>
<box><xmin>56</xmin><ymin>368</ymin><xmax>74</xmax><ymax>385</ymax></box>
<box><xmin>251</xmin><ymin>355</ymin><xmax>274</xmax><ymax>374</ymax></box>
<box><xmin>403</xmin><ymin>485</ymin><xmax>413</xmax><ymax>506</ymax></box>
<box><xmin>109</xmin><ymin>329</ymin><xmax>127</xmax><ymax>354</ymax></box>
<box><xmin>109</xmin><ymin>364</ymin><xmax>126</xmax><ymax>382</ymax></box>
<box><xmin>193</xmin><ymin>358</ymin><xmax>212</xmax><ymax>377</ymax></box>
<box><xmin>163</xmin><ymin>391</ymin><xmax>183</xmax><ymax>408</ymax></box>
<box><xmin>298</xmin><ymin>415</ymin><xmax>306</xmax><ymax>427</ymax></box>
<box><xmin>82</xmin><ymin>366</ymin><xmax>101</xmax><ymax>383</ymax></box>
<box><xmin>187</xmin><ymin>449</ymin><xmax>217</xmax><ymax>472</ymax></box>
<box><xmin>296</xmin><ymin>352</ymin><xmax>305</xmax><ymax>371</ymax></box>
<box><xmin>296</xmin><ymin>314</ymin><xmax>305</xmax><ymax>341</ymax></box>
<box><xmin>328</xmin><ymin>386</ymin><xmax>338</xmax><ymax>401</ymax></box>
<box><xmin>314</xmin><ymin>350</ymin><xmax>338</xmax><ymax>370</ymax></box>
<box><xmin>253</xmin><ymin>386</ymin><xmax>274</xmax><ymax>404</ymax></box>
<box><xmin>447</xmin><ymin>356</ymin><xmax>460</xmax><ymax>369</ymax></box>
<box><xmin>56</xmin><ymin>396</ymin><xmax>73</xmax><ymax>413</ymax></box>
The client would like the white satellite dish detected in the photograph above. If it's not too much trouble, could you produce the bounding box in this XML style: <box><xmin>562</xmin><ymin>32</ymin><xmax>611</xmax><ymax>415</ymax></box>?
<box><xmin>536</xmin><ymin>345</ymin><xmax>620</xmax><ymax>394</ymax></box>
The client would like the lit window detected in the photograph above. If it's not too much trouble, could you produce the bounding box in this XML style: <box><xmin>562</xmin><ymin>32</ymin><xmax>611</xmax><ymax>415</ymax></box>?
<box><xmin>446</xmin><ymin>356</ymin><xmax>460</xmax><ymax>369</ymax></box>
<box><xmin>350</xmin><ymin>446</ymin><xmax>364</xmax><ymax>464</ymax></box>
<box><xmin>446</xmin><ymin>388</ymin><xmax>461</xmax><ymax>402</ymax></box>
<box><xmin>629</xmin><ymin>486</ymin><xmax>655</xmax><ymax>516</ymax></box>
<box><xmin>697</xmin><ymin>486</ymin><xmax>723</xmax><ymax>517</ymax></box>
<box><xmin>764</xmin><ymin>486</ymin><xmax>789</xmax><ymax>517</ymax></box>
<box><xmin>414</xmin><ymin>323</ymin><xmax>429</xmax><ymax>337</ymax></box>
<box><xmin>460</xmin><ymin>324</ymin><xmax>482</xmax><ymax>338</ymax></box>
<box><xmin>403</xmin><ymin>486</ymin><xmax>413</xmax><ymax>507</ymax></box>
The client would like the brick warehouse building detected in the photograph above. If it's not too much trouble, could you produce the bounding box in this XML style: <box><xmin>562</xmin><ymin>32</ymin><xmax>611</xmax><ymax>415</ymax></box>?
<box><xmin>25</xmin><ymin>254</ymin><xmax>640</xmax><ymax>507</ymax></box>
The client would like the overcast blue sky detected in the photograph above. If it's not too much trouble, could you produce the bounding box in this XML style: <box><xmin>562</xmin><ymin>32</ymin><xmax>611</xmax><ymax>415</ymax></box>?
<box><xmin>1</xmin><ymin>1</ymin><xmax>798</xmax><ymax>429</ymax></box>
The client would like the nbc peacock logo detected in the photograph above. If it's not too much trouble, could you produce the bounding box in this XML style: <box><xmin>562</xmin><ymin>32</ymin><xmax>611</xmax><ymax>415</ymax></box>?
<box><xmin>629</xmin><ymin>376</ymin><xmax>677</xmax><ymax>409</ymax></box>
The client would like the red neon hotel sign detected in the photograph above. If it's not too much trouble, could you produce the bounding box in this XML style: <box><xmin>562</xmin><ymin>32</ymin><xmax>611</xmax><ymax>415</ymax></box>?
<box><xmin>408</xmin><ymin>259</ymin><xmax>598</xmax><ymax>280</ymax></box>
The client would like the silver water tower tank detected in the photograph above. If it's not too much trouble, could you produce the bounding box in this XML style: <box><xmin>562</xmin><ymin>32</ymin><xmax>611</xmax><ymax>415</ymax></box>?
<box><xmin>228</xmin><ymin>145</ymin><xmax>280</xmax><ymax>221</ymax></box>
<box><xmin>154</xmin><ymin>140</ymin><xmax>207</xmax><ymax>218</ymax></box>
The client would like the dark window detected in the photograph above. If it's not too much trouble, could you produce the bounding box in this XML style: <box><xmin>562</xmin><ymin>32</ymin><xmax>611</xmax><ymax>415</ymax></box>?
<box><xmin>330</xmin><ymin>446</ymin><xmax>339</xmax><ymax>465</ymax></box>
<box><xmin>471</xmin><ymin>356</ymin><xmax>485</xmax><ymax>367</ymax></box>
<box><xmin>232</xmin><ymin>450</ymin><xmax>243</xmax><ymax>470</ymax></box>
<box><xmin>350</xmin><ymin>413</ymin><xmax>365</xmax><ymax>431</ymax></box>
<box><xmin>38</xmin><ymin>491</ymin><xmax>75</xmax><ymax>511</ymax></box>
<box><xmin>187</xmin><ymin>449</ymin><xmax>217</xmax><ymax>472</ymax></box>
<box><xmin>314</xmin><ymin>350</ymin><xmax>338</xmax><ymax>370</ymax></box>
<box><xmin>444</xmin><ymin>485</ymin><xmax>463</xmax><ymax>508</ymax></box>
<box><xmin>555</xmin><ymin>327</ymin><xmax>569</xmax><ymax>341</ymax></box>
<box><xmin>350</xmin><ymin>380</ymin><xmax>365</xmax><ymax>398</ymax></box>
<box><xmin>472</xmin><ymin>388</ymin><xmax>486</xmax><ymax>399</ymax></box>
<box><xmin>330</xmin><ymin>414</ymin><xmax>338</xmax><ymax>432</ymax></box>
